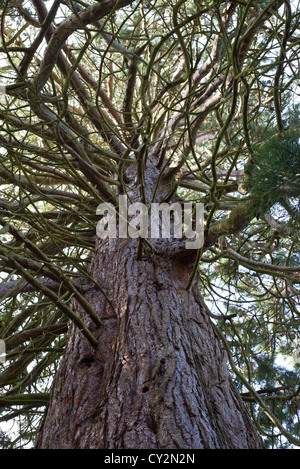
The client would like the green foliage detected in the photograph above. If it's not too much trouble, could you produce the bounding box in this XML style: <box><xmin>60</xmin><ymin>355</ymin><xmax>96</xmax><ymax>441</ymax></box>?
<box><xmin>248</xmin><ymin>131</ymin><xmax>300</xmax><ymax>224</ymax></box>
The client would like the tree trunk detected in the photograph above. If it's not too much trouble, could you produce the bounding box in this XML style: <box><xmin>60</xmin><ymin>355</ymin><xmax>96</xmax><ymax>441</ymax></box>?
<box><xmin>35</xmin><ymin>236</ymin><xmax>263</xmax><ymax>449</ymax></box>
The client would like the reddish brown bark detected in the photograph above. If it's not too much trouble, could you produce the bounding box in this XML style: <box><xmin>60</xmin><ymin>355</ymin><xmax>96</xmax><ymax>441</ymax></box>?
<box><xmin>35</xmin><ymin>235</ymin><xmax>263</xmax><ymax>449</ymax></box>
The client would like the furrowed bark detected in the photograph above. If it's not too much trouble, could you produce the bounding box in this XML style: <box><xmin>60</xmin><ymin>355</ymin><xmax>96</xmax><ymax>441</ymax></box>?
<box><xmin>35</xmin><ymin>235</ymin><xmax>263</xmax><ymax>449</ymax></box>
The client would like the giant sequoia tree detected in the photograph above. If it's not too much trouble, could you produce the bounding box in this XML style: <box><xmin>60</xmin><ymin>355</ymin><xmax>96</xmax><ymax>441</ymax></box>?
<box><xmin>0</xmin><ymin>0</ymin><xmax>300</xmax><ymax>449</ymax></box>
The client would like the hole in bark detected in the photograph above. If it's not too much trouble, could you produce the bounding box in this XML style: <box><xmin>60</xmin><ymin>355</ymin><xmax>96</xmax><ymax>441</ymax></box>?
<box><xmin>78</xmin><ymin>357</ymin><xmax>94</xmax><ymax>369</ymax></box>
<box><xmin>159</xmin><ymin>358</ymin><xmax>166</xmax><ymax>374</ymax></box>
<box><xmin>142</xmin><ymin>386</ymin><xmax>149</xmax><ymax>393</ymax></box>
<box><xmin>154</xmin><ymin>281</ymin><xmax>164</xmax><ymax>291</ymax></box>
<box><xmin>88</xmin><ymin>322</ymin><xmax>98</xmax><ymax>331</ymax></box>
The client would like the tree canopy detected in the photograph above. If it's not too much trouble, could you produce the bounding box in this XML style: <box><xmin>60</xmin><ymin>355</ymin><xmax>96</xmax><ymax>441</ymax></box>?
<box><xmin>0</xmin><ymin>0</ymin><xmax>299</xmax><ymax>449</ymax></box>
